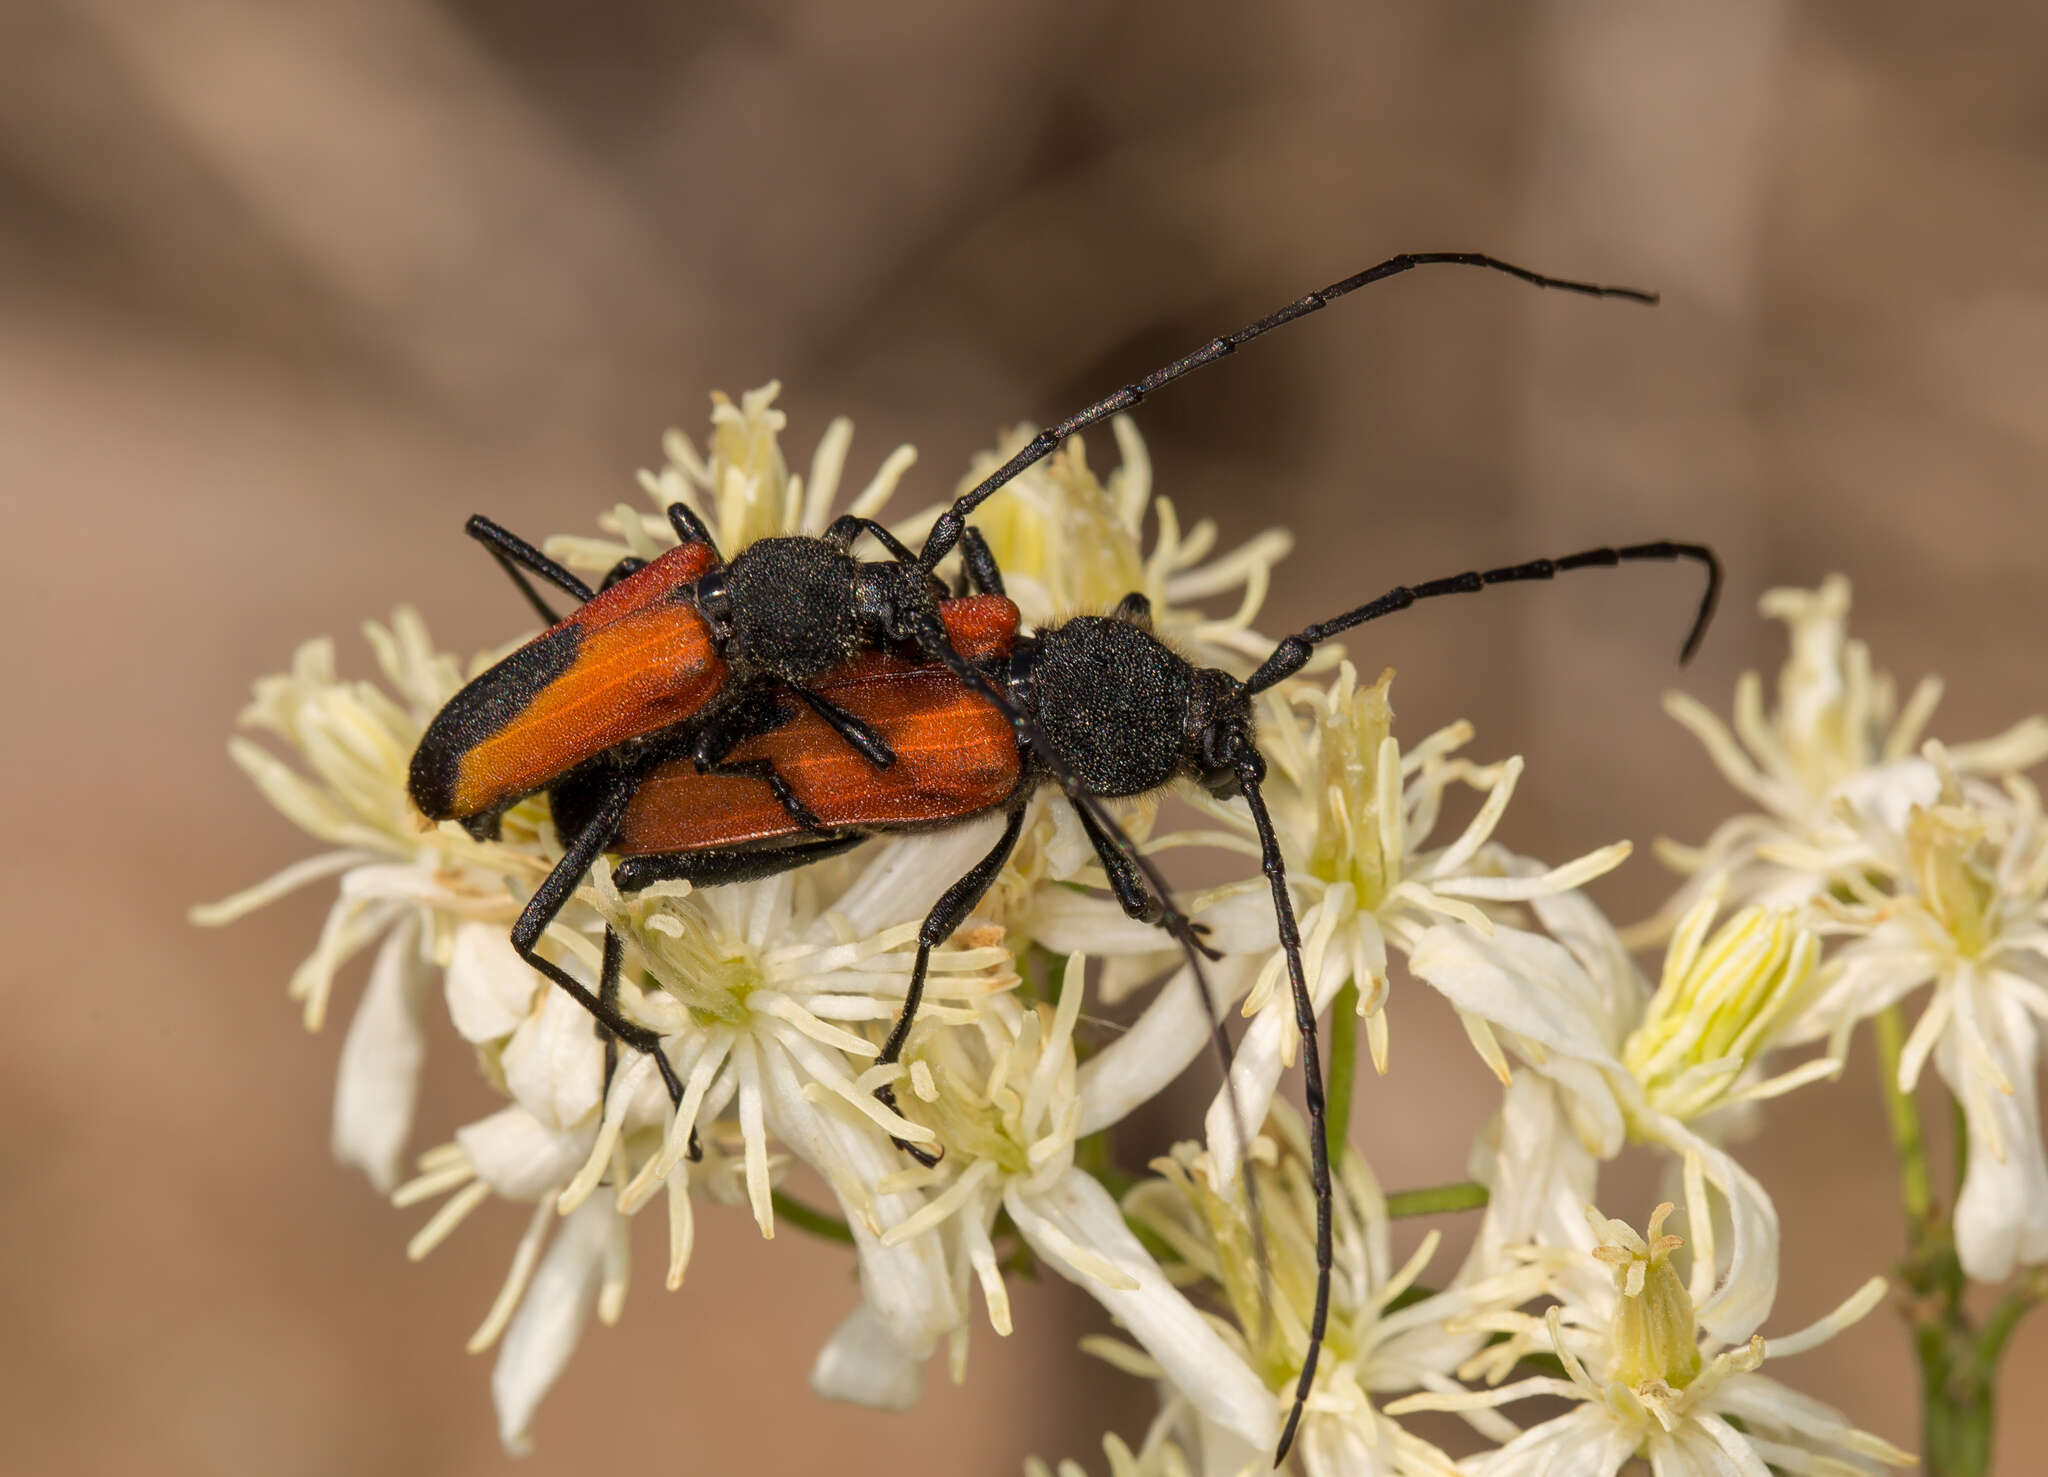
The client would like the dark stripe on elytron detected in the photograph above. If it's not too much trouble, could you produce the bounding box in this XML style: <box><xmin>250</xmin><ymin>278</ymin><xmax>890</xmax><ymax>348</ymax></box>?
<box><xmin>407</xmin><ymin>622</ymin><xmax>584</xmax><ymax>819</ymax></box>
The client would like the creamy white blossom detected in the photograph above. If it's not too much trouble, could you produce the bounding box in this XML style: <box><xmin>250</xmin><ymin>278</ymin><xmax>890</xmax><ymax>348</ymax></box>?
<box><xmin>546</xmin><ymin>381</ymin><xmax>922</xmax><ymax>577</ymax></box>
<box><xmin>1079</xmin><ymin>666</ymin><xmax>1630</xmax><ymax>1181</ymax></box>
<box><xmin>1637</xmin><ymin>573</ymin><xmax>2048</xmax><ymax>941</ymax></box>
<box><xmin>900</xmin><ymin>418</ymin><xmax>1296</xmax><ymax>674</ymax></box>
<box><xmin>1109</xmin><ymin>1109</ymin><xmax>1547</xmax><ymax>1477</ymax></box>
<box><xmin>1416</xmin><ymin>879</ymin><xmax>1843</xmax><ymax>1340</ymax></box>
<box><xmin>584</xmin><ymin>827</ymin><xmax>1021</xmax><ymax>1381</ymax></box>
<box><xmin>1793</xmin><ymin>765</ymin><xmax>2048</xmax><ymax>1280</ymax></box>
<box><xmin>1388</xmin><ymin>1176</ymin><xmax>1907</xmax><ymax>1476</ymax></box>
<box><xmin>192</xmin><ymin>609</ymin><xmax>549</xmax><ymax>1190</ymax></box>
<box><xmin>867</xmin><ymin>954</ymin><xmax>1276</xmax><ymax>1447</ymax></box>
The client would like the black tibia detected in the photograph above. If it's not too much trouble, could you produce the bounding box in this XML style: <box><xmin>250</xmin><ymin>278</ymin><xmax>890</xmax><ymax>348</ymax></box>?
<box><xmin>1072</xmin><ymin>799</ymin><xmax>1154</xmax><ymax>919</ymax></box>
<box><xmin>915</xmin><ymin>252</ymin><xmax>1657</xmax><ymax>573</ymax></box>
<box><xmin>1070</xmin><ymin>798</ymin><xmax>1221</xmax><ymax>960</ymax></box>
<box><xmin>666</xmin><ymin>501</ymin><xmax>718</xmax><ymax>555</ymax></box>
<box><xmin>957</xmin><ymin>526</ymin><xmax>1005</xmax><ymax>597</ymax></box>
<box><xmin>510</xmin><ymin>778</ymin><xmax>684</xmax><ymax>1106</ymax></box>
<box><xmin>872</xmin><ymin>807</ymin><xmax>1028</xmax><ymax>1167</ymax></box>
<box><xmin>1235</xmin><ymin>756</ymin><xmax>1331</xmax><ymax>1467</ymax></box>
<box><xmin>708</xmin><ymin>757</ymin><xmax>834</xmax><ymax>832</ymax></box>
<box><xmin>466</xmin><ymin>514</ymin><xmax>594</xmax><ymax>625</ymax></box>
<box><xmin>793</xmin><ymin>687</ymin><xmax>897</xmax><ymax>769</ymax></box>
<box><xmin>598</xmin><ymin>927</ymin><xmax>623</xmax><ymax>1092</ymax></box>
<box><xmin>1110</xmin><ymin>591</ymin><xmax>1153</xmax><ymax>627</ymax></box>
<box><xmin>1245</xmin><ymin>540</ymin><xmax>1724</xmax><ymax>695</ymax></box>
<box><xmin>824</xmin><ymin>514</ymin><xmax>919</xmax><ymax>565</ymax></box>
<box><xmin>876</xmin><ymin>807</ymin><xmax>1028</xmax><ymax>1069</ymax></box>
<box><xmin>611</xmin><ymin>834</ymin><xmax>863</xmax><ymax>893</ymax></box>
<box><xmin>681</xmin><ymin>686</ymin><xmax>856</xmax><ymax>825</ymax></box>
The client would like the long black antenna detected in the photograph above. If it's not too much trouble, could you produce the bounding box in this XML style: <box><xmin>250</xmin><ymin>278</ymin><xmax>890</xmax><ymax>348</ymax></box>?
<box><xmin>1245</xmin><ymin>541</ymin><xmax>1722</xmax><ymax>696</ymax></box>
<box><xmin>915</xmin><ymin>252</ymin><xmax>1658</xmax><ymax>573</ymax></box>
<box><xmin>1234</xmin><ymin>756</ymin><xmax>1327</xmax><ymax>1466</ymax></box>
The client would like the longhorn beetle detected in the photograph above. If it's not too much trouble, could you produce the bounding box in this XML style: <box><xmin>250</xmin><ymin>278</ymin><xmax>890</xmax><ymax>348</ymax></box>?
<box><xmin>407</xmin><ymin>252</ymin><xmax>1698</xmax><ymax>1461</ymax></box>
<box><xmin>409</xmin><ymin>252</ymin><xmax>1660</xmax><ymax>1094</ymax></box>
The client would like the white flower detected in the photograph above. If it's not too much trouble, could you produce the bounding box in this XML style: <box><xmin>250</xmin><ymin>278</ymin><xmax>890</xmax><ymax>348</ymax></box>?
<box><xmin>1794</xmin><ymin>767</ymin><xmax>2048</xmax><ymax>1280</ymax></box>
<box><xmin>1388</xmin><ymin>1177</ymin><xmax>1908</xmax><ymax>1476</ymax></box>
<box><xmin>545</xmin><ymin>381</ymin><xmax>922</xmax><ymax>576</ymax></box>
<box><xmin>903</xmin><ymin>417</ymin><xmax>1295</xmax><ymax>674</ymax></box>
<box><xmin>1639</xmin><ymin>573</ymin><xmax>2048</xmax><ymax>940</ymax></box>
<box><xmin>192</xmin><ymin>609</ymin><xmax>546</xmax><ymax>1190</ymax></box>
<box><xmin>1077</xmin><ymin>666</ymin><xmax>1630</xmax><ymax>1181</ymax></box>
<box><xmin>1108</xmin><ymin>1108</ymin><xmax>1547</xmax><ymax>1477</ymax></box>
<box><xmin>573</xmin><ymin>824</ymin><xmax>1023</xmax><ymax>1383</ymax></box>
<box><xmin>864</xmin><ymin>953</ymin><xmax>1276</xmax><ymax>1448</ymax></box>
<box><xmin>1415</xmin><ymin>882</ymin><xmax>1838</xmax><ymax>1340</ymax></box>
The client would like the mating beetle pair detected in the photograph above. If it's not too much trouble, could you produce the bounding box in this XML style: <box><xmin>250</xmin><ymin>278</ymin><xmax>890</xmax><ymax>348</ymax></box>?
<box><xmin>406</xmin><ymin>252</ymin><xmax>1721</xmax><ymax>1462</ymax></box>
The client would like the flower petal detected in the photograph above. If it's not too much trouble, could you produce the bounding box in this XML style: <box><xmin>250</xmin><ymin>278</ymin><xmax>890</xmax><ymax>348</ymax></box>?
<box><xmin>1409</xmin><ymin>923</ymin><xmax>1627</xmax><ymax>1069</ymax></box>
<box><xmin>1940</xmin><ymin>985</ymin><xmax>2048</xmax><ymax>1281</ymax></box>
<box><xmin>1076</xmin><ymin>955</ymin><xmax>1258</xmax><ymax>1136</ymax></box>
<box><xmin>458</xmin><ymin>1105</ymin><xmax>597</xmax><ymax>1201</ymax></box>
<box><xmin>810</xmin><ymin>1301</ymin><xmax>925</xmax><ymax>1411</ymax></box>
<box><xmin>491</xmin><ymin>1199</ymin><xmax>614</xmax><ymax>1454</ymax></box>
<box><xmin>445</xmin><ymin>921</ymin><xmax>539</xmax><ymax>1043</ymax></box>
<box><xmin>754</xmin><ymin>1037</ymin><xmax>965</xmax><ymax>1361</ymax></box>
<box><xmin>1005</xmin><ymin>1168</ymin><xmax>1277</xmax><ymax>1451</ymax></box>
<box><xmin>331</xmin><ymin>914</ymin><xmax>431</xmax><ymax>1193</ymax></box>
<box><xmin>500</xmin><ymin>981</ymin><xmax>605</xmax><ymax>1133</ymax></box>
<box><xmin>1466</xmin><ymin>1075</ymin><xmax>1601</xmax><ymax>1279</ymax></box>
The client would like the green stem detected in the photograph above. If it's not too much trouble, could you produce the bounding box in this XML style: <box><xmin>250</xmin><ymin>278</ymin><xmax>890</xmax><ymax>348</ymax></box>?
<box><xmin>1326</xmin><ymin>980</ymin><xmax>1360</xmax><ymax>1165</ymax></box>
<box><xmin>1873</xmin><ymin>1005</ymin><xmax>1929</xmax><ymax>1223</ymax></box>
<box><xmin>771</xmin><ymin>1190</ymin><xmax>854</xmax><ymax>1245</ymax></box>
<box><xmin>1874</xmin><ymin>1005</ymin><xmax>2037</xmax><ymax>1477</ymax></box>
<box><xmin>1385</xmin><ymin>1181</ymin><xmax>1489</xmax><ymax>1218</ymax></box>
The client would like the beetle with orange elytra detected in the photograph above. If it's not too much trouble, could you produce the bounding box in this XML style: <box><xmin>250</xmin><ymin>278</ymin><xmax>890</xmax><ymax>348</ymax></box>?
<box><xmin>406</xmin><ymin>250</ymin><xmax>1719</xmax><ymax>1462</ymax></box>
<box><xmin>408</xmin><ymin>250</ymin><xmax>1668</xmax><ymax>1102</ymax></box>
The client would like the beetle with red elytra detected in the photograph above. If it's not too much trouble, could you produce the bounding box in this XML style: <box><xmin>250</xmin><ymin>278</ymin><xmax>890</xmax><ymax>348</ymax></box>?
<box><xmin>406</xmin><ymin>251</ymin><xmax>1721</xmax><ymax>1462</ymax></box>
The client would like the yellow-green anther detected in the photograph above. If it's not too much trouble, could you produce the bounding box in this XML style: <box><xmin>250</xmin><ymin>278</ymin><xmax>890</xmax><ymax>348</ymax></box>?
<box><xmin>1305</xmin><ymin>669</ymin><xmax>1400</xmax><ymax>907</ymax></box>
<box><xmin>1906</xmin><ymin>804</ymin><xmax>1996</xmax><ymax>957</ymax></box>
<box><xmin>1623</xmin><ymin>893</ymin><xmax>1819</xmax><ymax>1121</ymax></box>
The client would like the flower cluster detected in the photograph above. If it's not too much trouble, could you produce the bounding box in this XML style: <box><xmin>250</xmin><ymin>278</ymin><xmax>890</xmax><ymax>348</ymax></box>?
<box><xmin>202</xmin><ymin>384</ymin><xmax>2029</xmax><ymax>1471</ymax></box>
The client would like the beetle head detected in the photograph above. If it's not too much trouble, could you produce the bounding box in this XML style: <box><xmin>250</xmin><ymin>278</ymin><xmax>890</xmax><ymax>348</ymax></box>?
<box><xmin>1187</xmin><ymin>666</ymin><xmax>1256</xmax><ymax>798</ymax></box>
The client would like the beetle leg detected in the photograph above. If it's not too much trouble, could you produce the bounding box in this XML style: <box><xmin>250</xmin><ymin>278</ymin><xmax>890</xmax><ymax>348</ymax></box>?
<box><xmin>823</xmin><ymin>513</ymin><xmax>919</xmax><ymax>564</ymax></box>
<box><xmin>510</xmin><ymin>778</ymin><xmax>685</xmax><ymax>1106</ymax></box>
<box><xmin>705</xmin><ymin>758</ymin><xmax>836</xmax><ymax>833</ymax></box>
<box><xmin>1071</xmin><ymin>799</ymin><xmax>1221</xmax><ymax>961</ymax></box>
<box><xmin>598</xmin><ymin>925</ymin><xmax>623</xmax><ymax>1095</ymax></box>
<box><xmin>465</xmin><ymin>514</ymin><xmax>595</xmax><ymax>624</ymax></box>
<box><xmin>869</xmin><ymin>807</ymin><xmax>1029</xmax><ymax>1165</ymax></box>
<box><xmin>665</xmin><ymin>501</ymin><xmax>720</xmax><ymax>557</ymax></box>
<box><xmin>957</xmin><ymin>525</ymin><xmax>1006</xmax><ymax>597</ymax></box>
<box><xmin>689</xmin><ymin>691</ymin><xmax>867</xmax><ymax>829</ymax></box>
<box><xmin>612</xmin><ymin>834</ymin><xmax>865</xmax><ymax>892</ymax></box>
<box><xmin>793</xmin><ymin>687</ymin><xmax>898</xmax><ymax>769</ymax></box>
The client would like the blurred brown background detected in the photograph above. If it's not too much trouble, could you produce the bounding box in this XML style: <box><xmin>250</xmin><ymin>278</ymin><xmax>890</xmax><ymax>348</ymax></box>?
<box><xmin>7</xmin><ymin>1</ymin><xmax>2048</xmax><ymax>1472</ymax></box>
